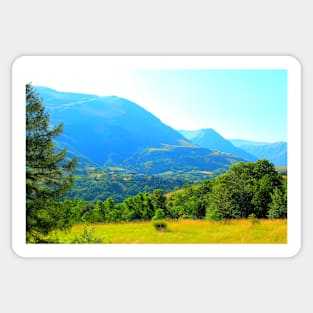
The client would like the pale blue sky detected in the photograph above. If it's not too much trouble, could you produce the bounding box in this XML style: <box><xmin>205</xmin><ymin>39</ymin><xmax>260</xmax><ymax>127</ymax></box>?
<box><xmin>31</xmin><ymin>67</ymin><xmax>287</xmax><ymax>142</ymax></box>
<box><xmin>112</xmin><ymin>70</ymin><xmax>287</xmax><ymax>142</ymax></box>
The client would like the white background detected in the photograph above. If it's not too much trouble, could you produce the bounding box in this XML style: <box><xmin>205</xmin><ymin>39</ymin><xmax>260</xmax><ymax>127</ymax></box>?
<box><xmin>1</xmin><ymin>1</ymin><xmax>311</xmax><ymax>312</ymax></box>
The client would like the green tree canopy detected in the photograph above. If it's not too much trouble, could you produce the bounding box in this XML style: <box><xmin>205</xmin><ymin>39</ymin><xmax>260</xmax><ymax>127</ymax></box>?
<box><xmin>205</xmin><ymin>160</ymin><xmax>285</xmax><ymax>220</ymax></box>
<box><xmin>26</xmin><ymin>83</ymin><xmax>77</xmax><ymax>233</ymax></box>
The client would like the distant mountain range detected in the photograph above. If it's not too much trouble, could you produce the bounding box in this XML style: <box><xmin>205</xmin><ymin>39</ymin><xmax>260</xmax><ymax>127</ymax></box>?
<box><xmin>179</xmin><ymin>128</ymin><xmax>287</xmax><ymax>166</ymax></box>
<box><xmin>35</xmin><ymin>86</ymin><xmax>244</xmax><ymax>177</ymax></box>
<box><xmin>179</xmin><ymin>129</ymin><xmax>257</xmax><ymax>162</ymax></box>
<box><xmin>229</xmin><ymin>139</ymin><xmax>287</xmax><ymax>166</ymax></box>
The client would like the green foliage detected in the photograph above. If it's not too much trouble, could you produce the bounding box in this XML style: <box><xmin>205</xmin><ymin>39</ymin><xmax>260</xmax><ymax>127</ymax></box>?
<box><xmin>26</xmin><ymin>83</ymin><xmax>77</xmax><ymax>233</ymax></box>
<box><xmin>123</xmin><ymin>193</ymin><xmax>152</xmax><ymax>221</ymax></box>
<box><xmin>166</xmin><ymin>159</ymin><xmax>286</xmax><ymax>222</ymax></box>
<box><xmin>26</xmin><ymin>157</ymin><xmax>287</xmax><ymax>241</ymax></box>
<box><xmin>75</xmin><ymin>190</ymin><xmax>166</xmax><ymax>223</ymax></box>
<box><xmin>166</xmin><ymin>181</ymin><xmax>212</xmax><ymax>219</ymax></box>
<box><xmin>248</xmin><ymin>213</ymin><xmax>260</xmax><ymax>225</ymax></box>
<box><xmin>152</xmin><ymin>208</ymin><xmax>166</xmax><ymax>220</ymax></box>
<box><xmin>66</xmin><ymin>171</ymin><xmax>187</xmax><ymax>203</ymax></box>
<box><xmin>151</xmin><ymin>189</ymin><xmax>166</xmax><ymax>213</ymax></box>
<box><xmin>26</xmin><ymin>230</ymin><xmax>58</xmax><ymax>243</ymax></box>
<box><xmin>26</xmin><ymin>198</ymin><xmax>73</xmax><ymax>234</ymax></box>
<box><xmin>152</xmin><ymin>220</ymin><xmax>167</xmax><ymax>231</ymax></box>
<box><xmin>206</xmin><ymin>176</ymin><xmax>241</xmax><ymax>219</ymax></box>
<box><xmin>205</xmin><ymin>203</ymin><xmax>224</xmax><ymax>221</ymax></box>
<box><xmin>204</xmin><ymin>160</ymin><xmax>284</xmax><ymax>220</ymax></box>
<box><xmin>26</xmin><ymin>83</ymin><xmax>77</xmax><ymax>201</ymax></box>
<box><xmin>71</xmin><ymin>224</ymin><xmax>103</xmax><ymax>243</ymax></box>
<box><xmin>268</xmin><ymin>186</ymin><xmax>287</xmax><ymax>219</ymax></box>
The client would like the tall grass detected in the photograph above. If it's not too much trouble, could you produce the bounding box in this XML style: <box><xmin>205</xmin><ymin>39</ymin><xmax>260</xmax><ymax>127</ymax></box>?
<box><xmin>38</xmin><ymin>219</ymin><xmax>287</xmax><ymax>244</ymax></box>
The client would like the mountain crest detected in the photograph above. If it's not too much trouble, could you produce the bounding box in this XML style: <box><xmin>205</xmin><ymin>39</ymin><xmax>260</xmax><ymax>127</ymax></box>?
<box><xmin>179</xmin><ymin>128</ymin><xmax>257</xmax><ymax>162</ymax></box>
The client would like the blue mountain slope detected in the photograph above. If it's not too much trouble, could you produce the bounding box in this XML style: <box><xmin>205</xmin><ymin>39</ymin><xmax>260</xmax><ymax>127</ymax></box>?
<box><xmin>230</xmin><ymin>139</ymin><xmax>287</xmax><ymax>166</ymax></box>
<box><xmin>33</xmin><ymin>86</ymin><xmax>246</xmax><ymax>175</ymax></box>
<box><xmin>35</xmin><ymin>86</ymin><xmax>188</xmax><ymax>165</ymax></box>
<box><xmin>179</xmin><ymin>128</ymin><xmax>257</xmax><ymax>161</ymax></box>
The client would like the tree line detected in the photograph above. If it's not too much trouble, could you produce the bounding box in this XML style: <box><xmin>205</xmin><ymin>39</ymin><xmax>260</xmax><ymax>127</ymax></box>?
<box><xmin>26</xmin><ymin>83</ymin><xmax>287</xmax><ymax>241</ymax></box>
<box><xmin>27</xmin><ymin>158</ymin><xmax>287</xmax><ymax>237</ymax></box>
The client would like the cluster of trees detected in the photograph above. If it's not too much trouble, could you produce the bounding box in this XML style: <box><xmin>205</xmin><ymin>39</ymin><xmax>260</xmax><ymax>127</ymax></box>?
<box><xmin>26</xmin><ymin>83</ymin><xmax>287</xmax><ymax>240</ymax></box>
<box><xmin>44</xmin><ymin>159</ymin><xmax>286</xmax><ymax>227</ymax></box>
<box><xmin>48</xmin><ymin>189</ymin><xmax>167</xmax><ymax>226</ymax></box>
<box><xmin>170</xmin><ymin>160</ymin><xmax>287</xmax><ymax>221</ymax></box>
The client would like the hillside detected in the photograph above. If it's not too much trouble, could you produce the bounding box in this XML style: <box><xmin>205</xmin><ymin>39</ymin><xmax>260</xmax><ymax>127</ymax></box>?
<box><xmin>66</xmin><ymin>168</ymin><xmax>188</xmax><ymax>203</ymax></box>
<box><xmin>179</xmin><ymin>128</ymin><xmax>257</xmax><ymax>161</ymax></box>
<box><xmin>122</xmin><ymin>144</ymin><xmax>243</xmax><ymax>178</ymax></box>
<box><xmin>34</xmin><ymin>86</ymin><xmax>245</xmax><ymax>177</ymax></box>
<box><xmin>35</xmin><ymin>86</ymin><xmax>188</xmax><ymax>165</ymax></box>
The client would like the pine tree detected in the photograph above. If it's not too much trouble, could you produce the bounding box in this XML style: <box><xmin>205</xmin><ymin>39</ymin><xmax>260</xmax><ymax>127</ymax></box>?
<box><xmin>26</xmin><ymin>83</ymin><xmax>77</xmax><ymax>233</ymax></box>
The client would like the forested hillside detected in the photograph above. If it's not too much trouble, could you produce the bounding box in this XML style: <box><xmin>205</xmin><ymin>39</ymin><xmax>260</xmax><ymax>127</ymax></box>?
<box><xmin>67</xmin><ymin>168</ymin><xmax>188</xmax><ymax>203</ymax></box>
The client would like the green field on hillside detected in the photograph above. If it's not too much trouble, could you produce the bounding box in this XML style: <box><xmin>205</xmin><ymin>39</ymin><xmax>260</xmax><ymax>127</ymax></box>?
<box><xmin>33</xmin><ymin>219</ymin><xmax>287</xmax><ymax>244</ymax></box>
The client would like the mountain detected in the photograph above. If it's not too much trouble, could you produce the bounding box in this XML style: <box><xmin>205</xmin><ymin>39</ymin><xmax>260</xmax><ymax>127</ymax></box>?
<box><xmin>179</xmin><ymin>128</ymin><xmax>257</xmax><ymax>161</ymax></box>
<box><xmin>34</xmin><ymin>86</ymin><xmax>245</xmax><ymax>177</ymax></box>
<box><xmin>230</xmin><ymin>139</ymin><xmax>287</xmax><ymax>166</ymax></box>
<box><xmin>55</xmin><ymin>140</ymin><xmax>101</xmax><ymax>171</ymax></box>
<box><xmin>35</xmin><ymin>86</ymin><xmax>189</xmax><ymax>165</ymax></box>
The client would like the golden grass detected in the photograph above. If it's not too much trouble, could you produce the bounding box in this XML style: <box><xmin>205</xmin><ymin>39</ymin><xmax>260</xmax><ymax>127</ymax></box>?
<box><xmin>45</xmin><ymin>219</ymin><xmax>287</xmax><ymax>244</ymax></box>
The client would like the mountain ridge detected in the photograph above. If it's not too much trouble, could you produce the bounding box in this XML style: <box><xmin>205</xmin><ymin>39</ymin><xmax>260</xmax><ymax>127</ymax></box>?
<box><xmin>34</xmin><ymin>86</ymin><xmax>245</xmax><ymax>177</ymax></box>
<box><xmin>179</xmin><ymin>128</ymin><xmax>257</xmax><ymax>162</ymax></box>
<box><xmin>35</xmin><ymin>86</ymin><xmax>188</xmax><ymax>165</ymax></box>
<box><xmin>229</xmin><ymin>139</ymin><xmax>287</xmax><ymax>166</ymax></box>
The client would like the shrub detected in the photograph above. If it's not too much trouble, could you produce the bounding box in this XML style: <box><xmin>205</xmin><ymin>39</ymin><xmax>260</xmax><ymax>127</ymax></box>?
<box><xmin>248</xmin><ymin>213</ymin><xmax>260</xmax><ymax>225</ymax></box>
<box><xmin>26</xmin><ymin>230</ymin><xmax>60</xmax><ymax>243</ymax></box>
<box><xmin>71</xmin><ymin>224</ymin><xmax>103</xmax><ymax>243</ymax></box>
<box><xmin>152</xmin><ymin>220</ymin><xmax>167</xmax><ymax>231</ymax></box>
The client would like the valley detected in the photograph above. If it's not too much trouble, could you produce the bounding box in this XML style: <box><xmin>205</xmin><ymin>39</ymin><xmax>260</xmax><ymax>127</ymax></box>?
<box><xmin>26</xmin><ymin>85</ymin><xmax>288</xmax><ymax>244</ymax></box>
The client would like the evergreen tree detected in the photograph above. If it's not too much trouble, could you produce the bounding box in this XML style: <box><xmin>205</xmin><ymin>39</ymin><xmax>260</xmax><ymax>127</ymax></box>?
<box><xmin>26</xmin><ymin>83</ymin><xmax>77</xmax><ymax>233</ymax></box>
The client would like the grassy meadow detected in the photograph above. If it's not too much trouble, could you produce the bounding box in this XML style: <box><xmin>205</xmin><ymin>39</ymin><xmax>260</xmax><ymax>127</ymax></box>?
<box><xmin>38</xmin><ymin>219</ymin><xmax>287</xmax><ymax>244</ymax></box>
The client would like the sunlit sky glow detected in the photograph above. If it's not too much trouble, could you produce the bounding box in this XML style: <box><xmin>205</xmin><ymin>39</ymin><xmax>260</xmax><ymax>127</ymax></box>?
<box><xmin>24</xmin><ymin>58</ymin><xmax>287</xmax><ymax>142</ymax></box>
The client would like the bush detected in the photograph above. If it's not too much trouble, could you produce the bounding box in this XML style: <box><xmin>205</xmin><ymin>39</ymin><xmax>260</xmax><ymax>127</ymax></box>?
<box><xmin>26</xmin><ymin>230</ymin><xmax>60</xmax><ymax>243</ymax></box>
<box><xmin>152</xmin><ymin>220</ymin><xmax>167</xmax><ymax>231</ymax></box>
<box><xmin>248</xmin><ymin>213</ymin><xmax>260</xmax><ymax>225</ymax></box>
<box><xmin>71</xmin><ymin>224</ymin><xmax>103</xmax><ymax>243</ymax></box>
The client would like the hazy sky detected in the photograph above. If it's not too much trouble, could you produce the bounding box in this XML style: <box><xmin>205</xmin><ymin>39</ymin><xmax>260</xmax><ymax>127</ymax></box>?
<box><xmin>26</xmin><ymin>58</ymin><xmax>287</xmax><ymax>142</ymax></box>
